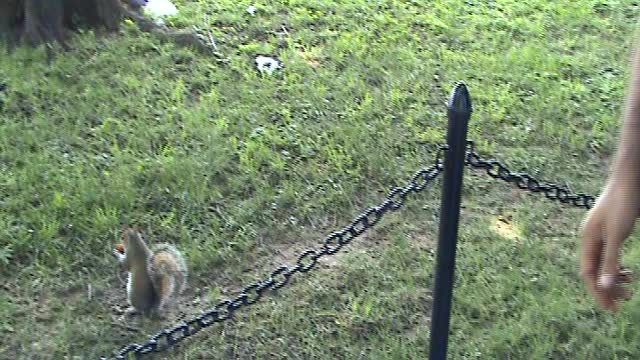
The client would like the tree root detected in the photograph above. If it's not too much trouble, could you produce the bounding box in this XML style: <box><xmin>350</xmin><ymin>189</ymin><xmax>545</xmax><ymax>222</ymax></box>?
<box><xmin>119</xmin><ymin>5</ymin><xmax>215</xmax><ymax>55</ymax></box>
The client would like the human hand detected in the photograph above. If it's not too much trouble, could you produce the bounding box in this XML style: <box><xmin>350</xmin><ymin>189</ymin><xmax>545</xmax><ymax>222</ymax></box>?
<box><xmin>579</xmin><ymin>180</ymin><xmax>638</xmax><ymax>310</ymax></box>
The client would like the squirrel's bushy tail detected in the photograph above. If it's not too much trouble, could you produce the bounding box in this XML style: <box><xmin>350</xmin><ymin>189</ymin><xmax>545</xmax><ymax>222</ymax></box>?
<box><xmin>148</xmin><ymin>243</ymin><xmax>188</xmax><ymax>296</ymax></box>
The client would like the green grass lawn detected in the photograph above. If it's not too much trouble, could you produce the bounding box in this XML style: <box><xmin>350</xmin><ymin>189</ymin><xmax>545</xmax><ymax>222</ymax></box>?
<box><xmin>2</xmin><ymin>0</ymin><xmax>640</xmax><ymax>359</ymax></box>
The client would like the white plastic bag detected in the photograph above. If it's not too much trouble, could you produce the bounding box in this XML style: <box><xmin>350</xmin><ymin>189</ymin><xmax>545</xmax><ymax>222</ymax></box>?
<box><xmin>144</xmin><ymin>0</ymin><xmax>178</xmax><ymax>17</ymax></box>
<box><xmin>136</xmin><ymin>0</ymin><xmax>178</xmax><ymax>25</ymax></box>
<box><xmin>255</xmin><ymin>56</ymin><xmax>282</xmax><ymax>75</ymax></box>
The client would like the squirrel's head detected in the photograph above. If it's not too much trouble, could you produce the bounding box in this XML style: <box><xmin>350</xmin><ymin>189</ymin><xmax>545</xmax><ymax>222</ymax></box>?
<box><xmin>120</xmin><ymin>225</ymin><xmax>149</xmax><ymax>254</ymax></box>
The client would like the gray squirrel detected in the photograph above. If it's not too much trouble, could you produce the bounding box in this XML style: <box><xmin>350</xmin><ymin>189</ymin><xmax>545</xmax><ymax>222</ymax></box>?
<box><xmin>114</xmin><ymin>226</ymin><xmax>187</xmax><ymax>315</ymax></box>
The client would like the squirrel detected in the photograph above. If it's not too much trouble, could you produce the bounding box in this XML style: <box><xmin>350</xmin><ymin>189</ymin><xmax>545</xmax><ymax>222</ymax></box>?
<box><xmin>113</xmin><ymin>226</ymin><xmax>188</xmax><ymax>316</ymax></box>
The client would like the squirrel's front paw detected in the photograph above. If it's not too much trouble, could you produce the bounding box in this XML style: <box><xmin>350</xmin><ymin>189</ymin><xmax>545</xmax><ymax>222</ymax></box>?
<box><xmin>113</xmin><ymin>249</ymin><xmax>125</xmax><ymax>262</ymax></box>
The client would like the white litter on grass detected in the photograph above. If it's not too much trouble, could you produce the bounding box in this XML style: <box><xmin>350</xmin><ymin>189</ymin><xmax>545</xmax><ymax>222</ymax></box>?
<box><xmin>142</xmin><ymin>0</ymin><xmax>179</xmax><ymax>25</ymax></box>
<box><xmin>255</xmin><ymin>56</ymin><xmax>282</xmax><ymax>75</ymax></box>
<box><xmin>144</xmin><ymin>0</ymin><xmax>178</xmax><ymax>17</ymax></box>
<box><xmin>247</xmin><ymin>5</ymin><xmax>257</xmax><ymax>16</ymax></box>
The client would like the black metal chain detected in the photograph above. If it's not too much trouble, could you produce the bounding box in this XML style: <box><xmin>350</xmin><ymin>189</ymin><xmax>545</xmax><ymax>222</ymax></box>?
<box><xmin>464</xmin><ymin>140</ymin><xmax>596</xmax><ymax>209</ymax></box>
<box><xmin>101</xmin><ymin>148</ymin><xmax>446</xmax><ymax>360</ymax></box>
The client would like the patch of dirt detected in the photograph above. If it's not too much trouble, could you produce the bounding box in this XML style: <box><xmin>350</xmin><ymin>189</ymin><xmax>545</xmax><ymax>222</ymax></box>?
<box><xmin>491</xmin><ymin>214</ymin><xmax>521</xmax><ymax>241</ymax></box>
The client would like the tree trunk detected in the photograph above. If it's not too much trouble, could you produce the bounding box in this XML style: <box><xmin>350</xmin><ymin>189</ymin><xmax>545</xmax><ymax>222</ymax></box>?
<box><xmin>0</xmin><ymin>0</ymin><xmax>211</xmax><ymax>54</ymax></box>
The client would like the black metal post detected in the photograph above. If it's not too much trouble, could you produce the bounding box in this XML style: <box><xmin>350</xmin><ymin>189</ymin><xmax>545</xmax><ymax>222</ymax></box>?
<box><xmin>429</xmin><ymin>82</ymin><xmax>472</xmax><ymax>360</ymax></box>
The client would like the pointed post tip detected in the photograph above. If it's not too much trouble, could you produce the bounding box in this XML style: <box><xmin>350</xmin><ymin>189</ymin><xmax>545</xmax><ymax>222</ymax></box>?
<box><xmin>447</xmin><ymin>82</ymin><xmax>472</xmax><ymax>114</ymax></box>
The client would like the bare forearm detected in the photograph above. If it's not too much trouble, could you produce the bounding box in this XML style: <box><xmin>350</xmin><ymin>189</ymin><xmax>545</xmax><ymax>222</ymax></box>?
<box><xmin>610</xmin><ymin>43</ymin><xmax>640</xmax><ymax>177</ymax></box>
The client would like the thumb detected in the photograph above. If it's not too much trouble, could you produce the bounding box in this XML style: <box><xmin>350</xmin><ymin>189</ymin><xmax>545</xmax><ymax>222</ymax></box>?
<box><xmin>602</xmin><ymin>188</ymin><xmax>639</xmax><ymax>269</ymax></box>
<box><xmin>600</xmin><ymin>239</ymin><xmax>621</xmax><ymax>283</ymax></box>
<box><xmin>597</xmin><ymin>236</ymin><xmax>622</xmax><ymax>311</ymax></box>
<box><xmin>598</xmin><ymin>216</ymin><xmax>630</xmax><ymax>287</ymax></box>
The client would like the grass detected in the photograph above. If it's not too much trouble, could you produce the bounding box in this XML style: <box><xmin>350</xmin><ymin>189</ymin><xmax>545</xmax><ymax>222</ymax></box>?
<box><xmin>1</xmin><ymin>0</ymin><xmax>640</xmax><ymax>358</ymax></box>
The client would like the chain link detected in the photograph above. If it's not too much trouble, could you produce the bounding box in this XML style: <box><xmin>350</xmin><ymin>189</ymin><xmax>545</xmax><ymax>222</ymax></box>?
<box><xmin>464</xmin><ymin>140</ymin><xmax>595</xmax><ymax>209</ymax></box>
<box><xmin>102</xmin><ymin>150</ymin><xmax>445</xmax><ymax>360</ymax></box>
